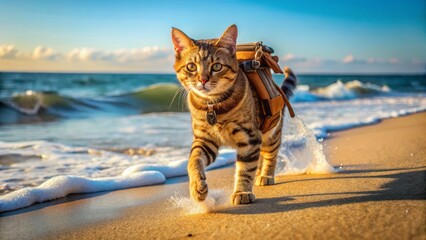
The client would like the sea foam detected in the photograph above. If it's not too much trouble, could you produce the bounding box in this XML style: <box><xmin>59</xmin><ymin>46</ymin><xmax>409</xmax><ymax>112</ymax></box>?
<box><xmin>0</xmin><ymin>171</ymin><xmax>165</xmax><ymax>212</ymax></box>
<box><xmin>0</xmin><ymin>116</ymin><xmax>336</xmax><ymax>213</ymax></box>
<box><xmin>0</xmin><ymin>149</ymin><xmax>236</xmax><ymax>213</ymax></box>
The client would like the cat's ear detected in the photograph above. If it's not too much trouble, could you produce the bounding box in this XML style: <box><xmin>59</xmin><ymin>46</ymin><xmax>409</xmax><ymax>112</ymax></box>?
<box><xmin>171</xmin><ymin>27</ymin><xmax>195</xmax><ymax>54</ymax></box>
<box><xmin>216</xmin><ymin>24</ymin><xmax>238</xmax><ymax>55</ymax></box>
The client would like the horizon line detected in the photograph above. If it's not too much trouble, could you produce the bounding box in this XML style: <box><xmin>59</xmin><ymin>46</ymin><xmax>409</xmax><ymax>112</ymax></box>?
<box><xmin>1</xmin><ymin>70</ymin><xmax>425</xmax><ymax>76</ymax></box>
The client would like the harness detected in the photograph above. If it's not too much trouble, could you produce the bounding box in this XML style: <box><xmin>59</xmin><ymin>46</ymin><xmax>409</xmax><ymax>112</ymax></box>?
<box><xmin>236</xmin><ymin>42</ymin><xmax>295</xmax><ymax>133</ymax></box>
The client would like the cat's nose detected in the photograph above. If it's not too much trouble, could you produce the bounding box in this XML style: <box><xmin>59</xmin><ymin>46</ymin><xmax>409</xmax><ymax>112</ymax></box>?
<box><xmin>200</xmin><ymin>79</ymin><xmax>209</xmax><ymax>85</ymax></box>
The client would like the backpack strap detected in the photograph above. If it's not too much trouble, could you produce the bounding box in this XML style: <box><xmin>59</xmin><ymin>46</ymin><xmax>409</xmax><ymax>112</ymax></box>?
<box><xmin>236</xmin><ymin>42</ymin><xmax>296</xmax><ymax>133</ymax></box>
<box><xmin>275</xmin><ymin>83</ymin><xmax>295</xmax><ymax>118</ymax></box>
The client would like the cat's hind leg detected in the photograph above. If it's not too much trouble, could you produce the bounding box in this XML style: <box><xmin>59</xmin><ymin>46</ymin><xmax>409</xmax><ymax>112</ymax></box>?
<box><xmin>231</xmin><ymin>131</ymin><xmax>262</xmax><ymax>204</ymax></box>
<box><xmin>256</xmin><ymin>122</ymin><xmax>283</xmax><ymax>186</ymax></box>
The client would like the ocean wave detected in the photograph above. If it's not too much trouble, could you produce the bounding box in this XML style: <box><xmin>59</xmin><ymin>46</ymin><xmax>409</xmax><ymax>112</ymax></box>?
<box><xmin>2</xmin><ymin>90</ymin><xmax>102</xmax><ymax>115</ymax></box>
<box><xmin>0</xmin><ymin>84</ymin><xmax>186</xmax><ymax>124</ymax></box>
<box><xmin>292</xmin><ymin>80</ymin><xmax>391</xmax><ymax>102</ymax></box>
<box><xmin>0</xmin><ymin>80</ymin><xmax>410</xmax><ymax>125</ymax></box>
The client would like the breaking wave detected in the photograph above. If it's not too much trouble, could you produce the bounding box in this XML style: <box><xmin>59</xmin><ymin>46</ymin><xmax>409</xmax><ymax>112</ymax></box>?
<box><xmin>292</xmin><ymin>80</ymin><xmax>392</xmax><ymax>102</ymax></box>
<box><xmin>1</xmin><ymin>80</ymin><xmax>397</xmax><ymax>124</ymax></box>
<box><xmin>0</xmin><ymin>84</ymin><xmax>186</xmax><ymax>124</ymax></box>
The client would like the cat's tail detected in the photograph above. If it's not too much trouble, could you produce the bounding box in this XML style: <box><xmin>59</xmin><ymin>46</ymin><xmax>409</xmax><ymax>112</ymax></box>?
<box><xmin>281</xmin><ymin>66</ymin><xmax>298</xmax><ymax>99</ymax></box>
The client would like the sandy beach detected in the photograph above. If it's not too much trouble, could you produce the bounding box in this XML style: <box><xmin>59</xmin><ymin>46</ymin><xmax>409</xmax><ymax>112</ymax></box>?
<box><xmin>1</xmin><ymin>113</ymin><xmax>425</xmax><ymax>240</ymax></box>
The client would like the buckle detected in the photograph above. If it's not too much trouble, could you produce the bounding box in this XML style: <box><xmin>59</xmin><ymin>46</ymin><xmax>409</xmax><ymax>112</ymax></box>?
<box><xmin>240</xmin><ymin>60</ymin><xmax>261</xmax><ymax>72</ymax></box>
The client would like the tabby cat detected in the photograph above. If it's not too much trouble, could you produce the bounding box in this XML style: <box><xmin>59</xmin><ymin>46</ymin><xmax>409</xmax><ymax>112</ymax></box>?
<box><xmin>172</xmin><ymin>24</ymin><xmax>297</xmax><ymax>204</ymax></box>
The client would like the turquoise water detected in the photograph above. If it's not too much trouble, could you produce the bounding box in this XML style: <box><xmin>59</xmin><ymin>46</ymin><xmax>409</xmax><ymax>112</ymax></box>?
<box><xmin>0</xmin><ymin>72</ymin><xmax>425</xmax><ymax>194</ymax></box>
<box><xmin>1</xmin><ymin>72</ymin><xmax>424</xmax><ymax>99</ymax></box>
<box><xmin>0</xmin><ymin>72</ymin><xmax>425</xmax><ymax>124</ymax></box>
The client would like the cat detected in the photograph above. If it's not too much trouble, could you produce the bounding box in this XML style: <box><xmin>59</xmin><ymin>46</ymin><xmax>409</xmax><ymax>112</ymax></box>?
<box><xmin>172</xmin><ymin>24</ymin><xmax>297</xmax><ymax>204</ymax></box>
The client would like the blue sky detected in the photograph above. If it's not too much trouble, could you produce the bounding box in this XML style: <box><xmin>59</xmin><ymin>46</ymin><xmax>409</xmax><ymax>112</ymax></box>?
<box><xmin>0</xmin><ymin>0</ymin><xmax>425</xmax><ymax>73</ymax></box>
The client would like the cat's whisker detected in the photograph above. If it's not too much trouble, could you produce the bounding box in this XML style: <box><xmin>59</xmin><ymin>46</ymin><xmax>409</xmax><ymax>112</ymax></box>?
<box><xmin>179</xmin><ymin>88</ymin><xmax>186</xmax><ymax>111</ymax></box>
<box><xmin>169</xmin><ymin>87</ymin><xmax>184</xmax><ymax>110</ymax></box>
<box><xmin>182</xmin><ymin>90</ymin><xmax>189</xmax><ymax>111</ymax></box>
<box><xmin>177</xmin><ymin>85</ymin><xmax>191</xmax><ymax>111</ymax></box>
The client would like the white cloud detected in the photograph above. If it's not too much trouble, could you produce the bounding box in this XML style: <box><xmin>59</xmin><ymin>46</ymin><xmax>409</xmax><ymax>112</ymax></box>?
<box><xmin>276</xmin><ymin>53</ymin><xmax>426</xmax><ymax>74</ymax></box>
<box><xmin>32</xmin><ymin>46</ymin><xmax>62</xmax><ymax>60</ymax></box>
<box><xmin>282</xmin><ymin>53</ymin><xmax>306</xmax><ymax>62</ymax></box>
<box><xmin>67</xmin><ymin>47</ymin><xmax>171</xmax><ymax>63</ymax></box>
<box><xmin>280</xmin><ymin>54</ymin><xmax>325</xmax><ymax>69</ymax></box>
<box><xmin>0</xmin><ymin>45</ymin><xmax>19</xmax><ymax>59</ymax></box>
<box><xmin>282</xmin><ymin>53</ymin><xmax>294</xmax><ymax>61</ymax></box>
<box><xmin>388</xmin><ymin>58</ymin><xmax>399</xmax><ymax>64</ymax></box>
<box><xmin>114</xmin><ymin>47</ymin><xmax>171</xmax><ymax>62</ymax></box>
<box><xmin>1</xmin><ymin>45</ymin><xmax>424</xmax><ymax>73</ymax></box>
<box><xmin>342</xmin><ymin>54</ymin><xmax>373</xmax><ymax>64</ymax></box>
<box><xmin>342</xmin><ymin>55</ymin><xmax>355</xmax><ymax>64</ymax></box>
<box><xmin>411</xmin><ymin>58</ymin><xmax>424</xmax><ymax>65</ymax></box>
<box><xmin>67</xmin><ymin>48</ymin><xmax>104</xmax><ymax>61</ymax></box>
<box><xmin>281</xmin><ymin>53</ymin><xmax>425</xmax><ymax>72</ymax></box>
<box><xmin>367</xmin><ymin>58</ymin><xmax>376</xmax><ymax>64</ymax></box>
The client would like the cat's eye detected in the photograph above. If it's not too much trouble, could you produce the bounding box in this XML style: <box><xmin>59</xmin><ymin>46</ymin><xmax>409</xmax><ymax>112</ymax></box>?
<box><xmin>186</xmin><ymin>63</ymin><xmax>197</xmax><ymax>72</ymax></box>
<box><xmin>211</xmin><ymin>63</ymin><xmax>222</xmax><ymax>72</ymax></box>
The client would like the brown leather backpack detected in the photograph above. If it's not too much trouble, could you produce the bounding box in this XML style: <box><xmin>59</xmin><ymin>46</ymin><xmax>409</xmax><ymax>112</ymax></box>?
<box><xmin>236</xmin><ymin>42</ymin><xmax>295</xmax><ymax>133</ymax></box>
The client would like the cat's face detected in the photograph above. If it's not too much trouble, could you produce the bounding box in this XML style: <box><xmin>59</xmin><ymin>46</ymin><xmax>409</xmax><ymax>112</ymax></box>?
<box><xmin>172</xmin><ymin>25</ymin><xmax>239</xmax><ymax>99</ymax></box>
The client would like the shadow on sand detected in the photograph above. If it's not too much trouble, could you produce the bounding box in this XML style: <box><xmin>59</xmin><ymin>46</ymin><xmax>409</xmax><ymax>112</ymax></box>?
<box><xmin>1</xmin><ymin>166</ymin><xmax>425</xmax><ymax>217</ymax></box>
<box><xmin>216</xmin><ymin>167</ymin><xmax>426</xmax><ymax>215</ymax></box>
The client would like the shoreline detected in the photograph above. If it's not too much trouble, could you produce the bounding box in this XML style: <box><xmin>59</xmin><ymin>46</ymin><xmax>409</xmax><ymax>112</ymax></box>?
<box><xmin>0</xmin><ymin>113</ymin><xmax>425</xmax><ymax>239</ymax></box>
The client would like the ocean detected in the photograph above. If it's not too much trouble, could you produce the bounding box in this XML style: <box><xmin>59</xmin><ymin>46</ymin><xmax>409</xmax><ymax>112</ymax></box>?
<box><xmin>0</xmin><ymin>72</ymin><xmax>425</xmax><ymax>211</ymax></box>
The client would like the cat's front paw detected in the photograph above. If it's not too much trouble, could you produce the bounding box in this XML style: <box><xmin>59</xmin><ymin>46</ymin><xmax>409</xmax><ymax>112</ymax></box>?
<box><xmin>189</xmin><ymin>178</ymin><xmax>208</xmax><ymax>202</ymax></box>
<box><xmin>231</xmin><ymin>192</ymin><xmax>255</xmax><ymax>204</ymax></box>
<box><xmin>255</xmin><ymin>176</ymin><xmax>275</xmax><ymax>186</ymax></box>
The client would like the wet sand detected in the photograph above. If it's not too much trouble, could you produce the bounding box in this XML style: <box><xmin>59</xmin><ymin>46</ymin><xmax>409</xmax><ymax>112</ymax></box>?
<box><xmin>0</xmin><ymin>113</ymin><xmax>425</xmax><ymax>240</ymax></box>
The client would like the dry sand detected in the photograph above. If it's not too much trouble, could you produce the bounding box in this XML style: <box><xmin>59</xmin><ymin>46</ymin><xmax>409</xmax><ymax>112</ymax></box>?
<box><xmin>0</xmin><ymin>113</ymin><xmax>425</xmax><ymax>240</ymax></box>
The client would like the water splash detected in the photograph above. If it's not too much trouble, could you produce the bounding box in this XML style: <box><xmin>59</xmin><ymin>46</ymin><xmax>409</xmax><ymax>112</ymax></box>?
<box><xmin>276</xmin><ymin>115</ymin><xmax>337</xmax><ymax>175</ymax></box>
<box><xmin>169</xmin><ymin>189</ymin><xmax>230</xmax><ymax>214</ymax></box>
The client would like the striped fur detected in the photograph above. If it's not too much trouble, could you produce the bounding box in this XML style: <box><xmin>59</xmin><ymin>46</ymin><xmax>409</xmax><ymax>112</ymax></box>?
<box><xmin>172</xmin><ymin>25</ymin><xmax>296</xmax><ymax>204</ymax></box>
